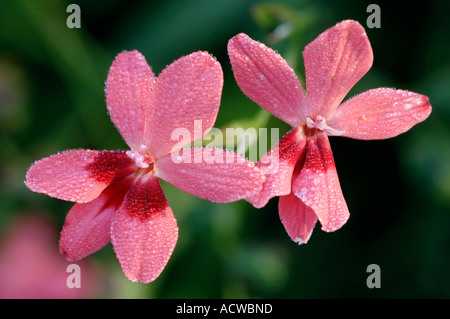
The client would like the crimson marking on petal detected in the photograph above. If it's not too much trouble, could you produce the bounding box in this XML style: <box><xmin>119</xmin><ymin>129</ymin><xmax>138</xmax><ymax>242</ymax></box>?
<box><xmin>278</xmin><ymin>128</ymin><xmax>306</xmax><ymax>163</ymax></box>
<box><xmin>122</xmin><ymin>174</ymin><xmax>168</xmax><ymax>222</ymax></box>
<box><xmin>293</xmin><ymin>134</ymin><xmax>349</xmax><ymax>232</ymax></box>
<box><xmin>309</xmin><ymin>134</ymin><xmax>335</xmax><ymax>172</ymax></box>
<box><xmin>91</xmin><ymin>176</ymin><xmax>135</xmax><ymax>218</ymax></box>
<box><xmin>86</xmin><ymin>150</ymin><xmax>136</xmax><ymax>183</ymax></box>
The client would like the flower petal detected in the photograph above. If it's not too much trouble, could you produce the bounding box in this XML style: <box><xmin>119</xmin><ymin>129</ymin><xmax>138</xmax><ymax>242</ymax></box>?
<box><xmin>247</xmin><ymin>128</ymin><xmax>306</xmax><ymax>208</ymax></box>
<box><xmin>228</xmin><ymin>33</ymin><xmax>306</xmax><ymax>127</ymax></box>
<box><xmin>25</xmin><ymin>150</ymin><xmax>135</xmax><ymax>203</ymax></box>
<box><xmin>155</xmin><ymin>148</ymin><xmax>264</xmax><ymax>203</ymax></box>
<box><xmin>146</xmin><ymin>51</ymin><xmax>223</xmax><ymax>158</ymax></box>
<box><xmin>110</xmin><ymin>174</ymin><xmax>178</xmax><ymax>283</ymax></box>
<box><xmin>303</xmin><ymin>20</ymin><xmax>373</xmax><ymax>118</ymax></box>
<box><xmin>59</xmin><ymin>176</ymin><xmax>133</xmax><ymax>261</ymax></box>
<box><xmin>292</xmin><ymin>134</ymin><xmax>349</xmax><ymax>232</ymax></box>
<box><xmin>279</xmin><ymin>192</ymin><xmax>318</xmax><ymax>245</ymax></box>
<box><xmin>106</xmin><ymin>50</ymin><xmax>156</xmax><ymax>151</ymax></box>
<box><xmin>328</xmin><ymin>88</ymin><xmax>432</xmax><ymax>140</ymax></box>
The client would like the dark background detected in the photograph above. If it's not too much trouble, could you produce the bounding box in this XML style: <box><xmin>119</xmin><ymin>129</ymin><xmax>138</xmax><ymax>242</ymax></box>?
<box><xmin>0</xmin><ymin>0</ymin><xmax>449</xmax><ymax>298</ymax></box>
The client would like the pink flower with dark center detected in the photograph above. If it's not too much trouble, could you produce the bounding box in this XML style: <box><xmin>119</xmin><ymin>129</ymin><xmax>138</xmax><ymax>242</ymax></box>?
<box><xmin>25</xmin><ymin>50</ymin><xmax>264</xmax><ymax>283</ymax></box>
<box><xmin>228</xmin><ymin>20</ymin><xmax>431</xmax><ymax>244</ymax></box>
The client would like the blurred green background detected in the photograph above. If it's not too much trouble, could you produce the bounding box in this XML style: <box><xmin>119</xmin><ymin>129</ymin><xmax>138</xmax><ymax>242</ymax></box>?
<box><xmin>0</xmin><ymin>0</ymin><xmax>449</xmax><ymax>298</ymax></box>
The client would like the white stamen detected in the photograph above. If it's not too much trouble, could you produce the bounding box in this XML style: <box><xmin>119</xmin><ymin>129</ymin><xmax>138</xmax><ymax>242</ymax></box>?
<box><xmin>140</xmin><ymin>144</ymin><xmax>148</xmax><ymax>152</ymax></box>
<box><xmin>305</xmin><ymin>115</ymin><xmax>345</xmax><ymax>136</ymax></box>
<box><xmin>126</xmin><ymin>150</ymin><xmax>149</xmax><ymax>168</ymax></box>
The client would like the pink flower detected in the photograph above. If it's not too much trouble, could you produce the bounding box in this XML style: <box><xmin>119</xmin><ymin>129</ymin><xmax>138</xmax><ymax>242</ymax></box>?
<box><xmin>25</xmin><ymin>50</ymin><xmax>264</xmax><ymax>283</ymax></box>
<box><xmin>228</xmin><ymin>20</ymin><xmax>431</xmax><ymax>244</ymax></box>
